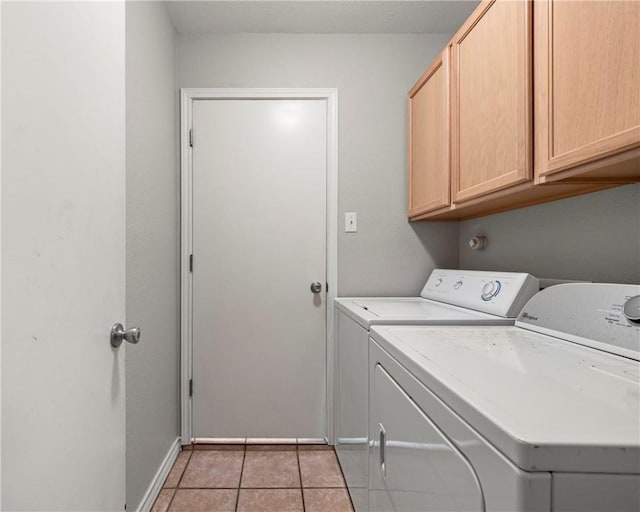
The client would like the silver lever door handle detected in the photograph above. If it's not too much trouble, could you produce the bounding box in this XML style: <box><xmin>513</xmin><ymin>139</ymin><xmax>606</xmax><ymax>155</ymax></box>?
<box><xmin>310</xmin><ymin>282</ymin><xmax>322</xmax><ymax>294</ymax></box>
<box><xmin>111</xmin><ymin>323</ymin><xmax>141</xmax><ymax>348</ymax></box>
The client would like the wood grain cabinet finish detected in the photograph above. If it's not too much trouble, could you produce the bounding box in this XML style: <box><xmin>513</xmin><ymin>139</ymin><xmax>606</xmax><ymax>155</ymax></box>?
<box><xmin>534</xmin><ymin>0</ymin><xmax>640</xmax><ymax>182</ymax></box>
<box><xmin>450</xmin><ymin>0</ymin><xmax>532</xmax><ymax>203</ymax></box>
<box><xmin>408</xmin><ymin>51</ymin><xmax>450</xmax><ymax>218</ymax></box>
<box><xmin>408</xmin><ymin>0</ymin><xmax>637</xmax><ymax>221</ymax></box>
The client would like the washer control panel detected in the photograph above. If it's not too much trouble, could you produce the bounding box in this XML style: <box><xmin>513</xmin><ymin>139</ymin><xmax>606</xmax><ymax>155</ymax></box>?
<box><xmin>420</xmin><ymin>269</ymin><xmax>539</xmax><ymax>318</ymax></box>
<box><xmin>481</xmin><ymin>280</ymin><xmax>502</xmax><ymax>301</ymax></box>
<box><xmin>516</xmin><ymin>283</ymin><xmax>640</xmax><ymax>360</ymax></box>
<box><xmin>623</xmin><ymin>295</ymin><xmax>640</xmax><ymax>323</ymax></box>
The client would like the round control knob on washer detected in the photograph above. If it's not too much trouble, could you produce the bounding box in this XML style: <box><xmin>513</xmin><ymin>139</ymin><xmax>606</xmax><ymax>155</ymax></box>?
<box><xmin>623</xmin><ymin>295</ymin><xmax>640</xmax><ymax>323</ymax></box>
<box><xmin>435</xmin><ymin>278</ymin><xmax>443</xmax><ymax>287</ymax></box>
<box><xmin>454</xmin><ymin>280</ymin><xmax>463</xmax><ymax>290</ymax></box>
<box><xmin>481</xmin><ymin>280</ymin><xmax>501</xmax><ymax>301</ymax></box>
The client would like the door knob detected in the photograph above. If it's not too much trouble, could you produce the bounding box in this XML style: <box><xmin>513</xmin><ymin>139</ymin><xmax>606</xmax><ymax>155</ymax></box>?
<box><xmin>111</xmin><ymin>323</ymin><xmax>141</xmax><ymax>348</ymax></box>
<box><xmin>310</xmin><ymin>282</ymin><xmax>322</xmax><ymax>294</ymax></box>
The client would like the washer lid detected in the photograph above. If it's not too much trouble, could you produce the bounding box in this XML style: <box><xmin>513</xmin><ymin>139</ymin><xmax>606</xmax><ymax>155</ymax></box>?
<box><xmin>370</xmin><ymin>324</ymin><xmax>640</xmax><ymax>474</ymax></box>
<box><xmin>334</xmin><ymin>297</ymin><xmax>514</xmax><ymax>329</ymax></box>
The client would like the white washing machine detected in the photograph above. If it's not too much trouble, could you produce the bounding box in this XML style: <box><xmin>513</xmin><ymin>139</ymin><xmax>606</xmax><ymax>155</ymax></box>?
<box><xmin>334</xmin><ymin>269</ymin><xmax>540</xmax><ymax>512</ymax></box>
<box><xmin>369</xmin><ymin>283</ymin><xmax>640</xmax><ymax>512</ymax></box>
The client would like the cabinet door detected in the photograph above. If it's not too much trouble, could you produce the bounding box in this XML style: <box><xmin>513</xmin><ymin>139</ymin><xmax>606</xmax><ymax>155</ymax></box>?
<box><xmin>535</xmin><ymin>0</ymin><xmax>640</xmax><ymax>179</ymax></box>
<box><xmin>370</xmin><ymin>363</ymin><xmax>484</xmax><ymax>512</ymax></box>
<box><xmin>451</xmin><ymin>0</ymin><xmax>532</xmax><ymax>203</ymax></box>
<box><xmin>408</xmin><ymin>50</ymin><xmax>450</xmax><ymax>217</ymax></box>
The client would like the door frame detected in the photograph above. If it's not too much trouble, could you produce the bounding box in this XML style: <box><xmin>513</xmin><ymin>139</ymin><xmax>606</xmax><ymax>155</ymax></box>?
<box><xmin>179</xmin><ymin>88</ymin><xmax>339</xmax><ymax>445</ymax></box>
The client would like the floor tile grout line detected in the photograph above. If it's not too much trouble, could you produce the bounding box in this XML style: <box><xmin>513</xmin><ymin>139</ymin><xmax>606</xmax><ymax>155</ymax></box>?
<box><xmin>332</xmin><ymin>448</ymin><xmax>356</xmax><ymax>512</ymax></box>
<box><xmin>235</xmin><ymin>445</ymin><xmax>247</xmax><ymax>512</ymax></box>
<box><xmin>162</xmin><ymin>488</ymin><xmax>176</xmax><ymax>512</ymax></box>
<box><xmin>165</xmin><ymin>447</ymin><xmax>192</xmax><ymax>512</ymax></box>
<box><xmin>298</xmin><ymin>447</ymin><xmax>348</xmax><ymax>489</ymax></box>
<box><xmin>296</xmin><ymin>446</ymin><xmax>307</xmax><ymax>512</ymax></box>
<box><xmin>172</xmin><ymin>448</ymin><xmax>193</xmax><ymax>490</ymax></box>
<box><xmin>179</xmin><ymin>448</ymin><xmax>194</xmax><ymax>486</ymax></box>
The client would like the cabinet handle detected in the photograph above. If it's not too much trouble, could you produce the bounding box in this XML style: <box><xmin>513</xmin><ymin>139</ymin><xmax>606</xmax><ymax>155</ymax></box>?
<box><xmin>379</xmin><ymin>423</ymin><xmax>386</xmax><ymax>478</ymax></box>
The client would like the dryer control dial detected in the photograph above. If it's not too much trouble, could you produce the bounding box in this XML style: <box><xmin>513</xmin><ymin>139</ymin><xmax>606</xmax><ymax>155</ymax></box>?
<box><xmin>623</xmin><ymin>295</ymin><xmax>640</xmax><ymax>323</ymax></box>
<box><xmin>454</xmin><ymin>280</ymin><xmax>463</xmax><ymax>290</ymax></box>
<box><xmin>481</xmin><ymin>280</ymin><xmax>502</xmax><ymax>301</ymax></box>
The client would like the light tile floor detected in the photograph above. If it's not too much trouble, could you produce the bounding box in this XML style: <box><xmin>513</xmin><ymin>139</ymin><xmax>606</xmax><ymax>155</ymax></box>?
<box><xmin>152</xmin><ymin>445</ymin><xmax>354</xmax><ymax>512</ymax></box>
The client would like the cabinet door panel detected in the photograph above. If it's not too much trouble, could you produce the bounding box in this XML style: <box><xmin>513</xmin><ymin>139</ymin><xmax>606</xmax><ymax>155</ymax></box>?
<box><xmin>451</xmin><ymin>0</ymin><xmax>532</xmax><ymax>202</ymax></box>
<box><xmin>408</xmin><ymin>51</ymin><xmax>450</xmax><ymax>217</ymax></box>
<box><xmin>535</xmin><ymin>0</ymin><xmax>640</xmax><ymax>176</ymax></box>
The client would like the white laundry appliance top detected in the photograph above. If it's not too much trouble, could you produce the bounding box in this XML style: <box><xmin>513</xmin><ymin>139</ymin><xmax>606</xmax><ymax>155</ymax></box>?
<box><xmin>370</xmin><ymin>283</ymin><xmax>640</xmax><ymax>474</ymax></box>
<box><xmin>336</xmin><ymin>269</ymin><xmax>539</xmax><ymax>328</ymax></box>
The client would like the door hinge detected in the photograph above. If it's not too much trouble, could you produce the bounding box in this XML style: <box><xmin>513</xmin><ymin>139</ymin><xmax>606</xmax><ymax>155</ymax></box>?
<box><xmin>189</xmin><ymin>128</ymin><xmax>193</xmax><ymax>147</ymax></box>
<box><xmin>189</xmin><ymin>254</ymin><xmax>193</xmax><ymax>272</ymax></box>
<box><xmin>189</xmin><ymin>379</ymin><xmax>193</xmax><ymax>397</ymax></box>
<box><xmin>326</xmin><ymin>282</ymin><xmax>329</xmax><ymax>293</ymax></box>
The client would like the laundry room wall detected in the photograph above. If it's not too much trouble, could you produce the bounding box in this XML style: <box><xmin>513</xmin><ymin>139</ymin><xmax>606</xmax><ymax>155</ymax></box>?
<box><xmin>177</xmin><ymin>33</ymin><xmax>460</xmax><ymax>296</ymax></box>
<box><xmin>126</xmin><ymin>2</ymin><xmax>180</xmax><ymax>510</ymax></box>
<box><xmin>459</xmin><ymin>184</ymin><xmax>640</xmax><ymax>284</ymax></box>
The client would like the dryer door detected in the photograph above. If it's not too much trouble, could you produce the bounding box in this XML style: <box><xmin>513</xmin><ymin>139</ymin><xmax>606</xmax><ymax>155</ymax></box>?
<box><xmin>371</xmin><ymin>363</ymin><xmax>485</xmax><ymax>512</ymax></box>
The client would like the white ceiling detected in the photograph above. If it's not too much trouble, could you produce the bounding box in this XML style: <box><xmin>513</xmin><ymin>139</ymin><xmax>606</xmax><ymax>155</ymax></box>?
<box><xmin>165</xmin><ymin>1</ymin><xmax>479</xmax><ymax>34</ymax></box>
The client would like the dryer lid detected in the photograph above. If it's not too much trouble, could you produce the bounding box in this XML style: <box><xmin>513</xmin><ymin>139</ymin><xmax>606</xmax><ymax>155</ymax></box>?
<box><xmin>370</xmin><ymin>323</ymin><xmax>640</xmax><ymax>474</ymax></box>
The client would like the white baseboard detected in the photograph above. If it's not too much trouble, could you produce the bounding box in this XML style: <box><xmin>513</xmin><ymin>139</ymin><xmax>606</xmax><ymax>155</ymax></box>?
<box><xmin>136</xmin><ymin>436</ymin><xmax>182</xmax><ymax>512</ymax></box>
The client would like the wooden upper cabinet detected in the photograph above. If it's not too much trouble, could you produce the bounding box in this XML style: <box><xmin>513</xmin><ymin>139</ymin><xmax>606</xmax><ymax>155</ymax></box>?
<box><xmin>408</xmin><ymin>51</ymin><xmax>450</xmax><ymax>218</ymax></box>
<box><xmin>450</xmin><ymin>0</ymin><xmax>532</xmax><ymax>203</ymax></box>
<box><xmin>534</xmin><ymin>0</ymin><xmax>640</xmax><ymax>181</ymax></box>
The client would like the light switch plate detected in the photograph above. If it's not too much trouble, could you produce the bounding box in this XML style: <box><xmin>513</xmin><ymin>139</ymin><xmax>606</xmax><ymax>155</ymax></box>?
<box><xmin>345</xmin><ymin>212</ymin><xmax>357</xmax><ymax>233</ymax></box>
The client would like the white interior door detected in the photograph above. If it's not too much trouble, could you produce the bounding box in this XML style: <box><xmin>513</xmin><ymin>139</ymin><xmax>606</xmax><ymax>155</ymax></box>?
<box><xmin>192</xmin><ymin>98</ymin><xmax>328</xmax><ymax>440</ymax></box>
<box><xmin>1</xmin><ymin>2</ymin><xmax>126</xmax><ymax>510</ymax></box>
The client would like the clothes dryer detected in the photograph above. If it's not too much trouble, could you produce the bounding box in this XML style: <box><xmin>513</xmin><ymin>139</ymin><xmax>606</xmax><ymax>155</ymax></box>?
<box><xmin>369</xmin><ymin>283</ymin><xmax>640</xmax><ymax>512</ymax></box>
<box><xmin>334</xmin><ymin>269</ymin><xmax>539</xmax><ymax>511</ymax></box>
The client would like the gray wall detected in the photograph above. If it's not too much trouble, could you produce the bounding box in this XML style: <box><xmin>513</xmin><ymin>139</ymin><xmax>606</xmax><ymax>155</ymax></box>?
<box><xmin>126</xmin><ymin>2</ymin><xmax>180</xmax><ymax>510</ymax></box>
<box><xmin>177</xmin><ymin>33</ymin><xmax>460</xmax><ymax>296</ymax></box>
<box><xmin>459</xmin><ymin>184</ymin><xmax>640</xmax><ymax>284</ymax></box>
